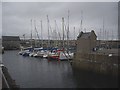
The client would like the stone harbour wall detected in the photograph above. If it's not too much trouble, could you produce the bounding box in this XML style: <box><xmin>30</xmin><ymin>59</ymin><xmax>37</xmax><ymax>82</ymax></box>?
<box><xmin>72</xmin><ymin>52</ymin><xmax>119</xmax><ymax>77</ymax></box>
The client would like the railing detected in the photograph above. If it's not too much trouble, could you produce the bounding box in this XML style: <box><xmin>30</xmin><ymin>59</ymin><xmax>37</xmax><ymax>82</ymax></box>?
<box><xmin>2</xmin><ymin>70</ymin><xmax>10</xmax><ymax>88</ymax></box>
<box><xmin>1</xmin><ymin>65</ymin><xmax>19</xmax><ymax>89</ymax></box>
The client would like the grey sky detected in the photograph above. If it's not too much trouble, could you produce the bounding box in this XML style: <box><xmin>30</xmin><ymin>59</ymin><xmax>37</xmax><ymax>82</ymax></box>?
<box><xmin>2</xmin><ymin>2</ymin><xmax>118</xmax><ymax>40</ymax></box>
<box><xmin>0</xmin><ymin>1</ymin><xmax>1</xmax><ymax>36</ymax></box>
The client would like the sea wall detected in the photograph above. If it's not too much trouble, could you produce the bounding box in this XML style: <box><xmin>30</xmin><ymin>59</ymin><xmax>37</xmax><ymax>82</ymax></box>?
<box><xmin>72</xmin><ymin>52</ymin><xmax>119</xmax><ymax>77</ymax></box>
<box><xmin>2</xmin><ymin>66</ymin><xmax>19</xmax><ymax>88</ymax></box>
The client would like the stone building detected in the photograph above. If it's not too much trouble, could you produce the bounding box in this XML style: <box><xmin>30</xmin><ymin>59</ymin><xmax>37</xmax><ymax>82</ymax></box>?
<box><xmin>76</xmin><ymin>30</ymin><xmax>97</xmax><ymax>53</ymax></box>
<box><xmin>2</xmin><ymin>36</ymin><xmax>20</xmax><ymax>50</ymax></box>
<box><xmin>73</xmin><ymin>30</ymin><xmax>118</xmax><ymax>77</ymax></box>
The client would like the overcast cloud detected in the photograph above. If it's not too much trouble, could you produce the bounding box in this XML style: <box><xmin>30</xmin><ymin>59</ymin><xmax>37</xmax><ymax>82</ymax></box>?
<box><xmin>2</xmin><ymin>2</ymin><xmax>118</xmax><ymax>40</ymax></box>
<box><xmin>0</xmin><ymin>2</ymin><xmax>2</xmax><ymax>37</ymax></box>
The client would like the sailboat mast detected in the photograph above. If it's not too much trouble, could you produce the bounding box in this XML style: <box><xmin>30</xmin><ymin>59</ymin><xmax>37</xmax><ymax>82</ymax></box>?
<box><xmin>100</xmin><ymin>28</ymin><xmax>102</xmax><ymax>40</ymax></box>
<box><xmin>74</xmin><ymin>26</ymin><xmax>75</xmax><ymax>40</ymax></box>
<box><xmin>67</xmin><ymin>10</ymin><xmax>70</xmax><ymax>50</ymax></box>
<box><xmin>107</xmin><ymin>30</ymin><xmax>109</xmax><ymax>40</ymax></box>
<box><xmin>80</xmin><ymin>10</ymin><xmax>83</xmax><ymax>33</ymax></box>
<box><xmin>54</xmin><ymin>20</ymin><xmax>57</xmax><ymax>47</ymax></box>
<box><xmin>34</xmin><ymin>20</ymin><xmax>37</xmax><ymax>47</ymax></box>
<box><xmin>30</xmin><ymin>19</ymin><xmax>32</xmax><ymax>47</ymax></box>
<box><xmin>111</xmin><ymin>29</ymin><xmax>114</xmax><ymax>48</ymax></box>
<box><xmin>112</xmin><ymin>29</ymin><xmax>113</xmax><ymax>40</ymax></box>
<box><xmin>34</xmin><ymin>20</ymin><xmax>41</xmax><ymax>47</ymax></box>
<box><xmin>41</xmin><ymin>20</ymin><xmax>43</xmax><ymax>47</ymax></box>
<box><xmin>62</xmin><ymin>17</ymin><xmax>65</xmax><ymax>49</ymax></box>
<box><xmin>103</xmin><ymin>17</ymin><xmax>105</xmax><ymax>40</ymax></box>
<box><xmin>47</xmin><ymin>15</ymin><xmax>50</xmax><ymax>48</ymax></box>
<box><xmin>105</xmin><ymin>29</ymin><xmax>106</xmax><ymax>40</ymax></box>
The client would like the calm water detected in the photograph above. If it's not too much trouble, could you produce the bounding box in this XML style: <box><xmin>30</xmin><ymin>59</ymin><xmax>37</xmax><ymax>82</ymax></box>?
<box><xmin>2</xmin><ymin>50</ymin><xmax>118</xmax><ymax>88</ymax></box>
<box><xmin>2</xmin><ymin>50</ymin><xmax>77</xmax><ymax>88</ymax></box>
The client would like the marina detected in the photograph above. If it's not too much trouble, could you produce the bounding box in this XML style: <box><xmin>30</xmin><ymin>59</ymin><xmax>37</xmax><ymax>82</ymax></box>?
<box><xmin>1</xmin><ymin>2</ymin><xmax>119</xmax><ymax>88</ymax></box>
<box><xmin>2</xmin><ymin>50</ymin><xmax>118</xmax><ymax>88</ymax></box>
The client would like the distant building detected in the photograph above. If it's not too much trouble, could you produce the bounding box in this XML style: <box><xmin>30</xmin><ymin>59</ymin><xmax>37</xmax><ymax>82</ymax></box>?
<box><xmin>20</xmin><ymin>39</ymin><xmax>77</xmax><ymax>49</ymax></box>
<box><xmin>76</xmin><ymin>30</ymin><xmax>97</xmax><ymax>53</ymax></box>
<box><xmin>2</xmin><ymin>36</ymin><xmax>20</xmax><ymax>50</ymax></box>
<box><xmin>96</xmin><ymin>40</ymin><xmax>120</xmax><ymax>49</ymax></box>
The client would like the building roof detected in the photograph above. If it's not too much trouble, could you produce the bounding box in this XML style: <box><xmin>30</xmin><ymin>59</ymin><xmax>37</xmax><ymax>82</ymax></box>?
<box><xmin>77</xmin><ymin>30</ymin><xmax>97</xmax><ymax>39</ymax></box>
<box><xmin>80</xmin><ymin>32</ymin><xmax>91</xmax><ymax>39</ymax></box>
<box><xmin>2</xmin><ymin>36</ymin><xmax>20</xmax><ymax>41</ymax></box>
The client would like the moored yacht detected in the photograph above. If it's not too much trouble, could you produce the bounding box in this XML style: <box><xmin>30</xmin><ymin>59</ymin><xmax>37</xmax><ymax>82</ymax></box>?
<box><xmin>48</xmin><ymin>49</ymin><xmax>74</xmax><ymax>61</ymax></box>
